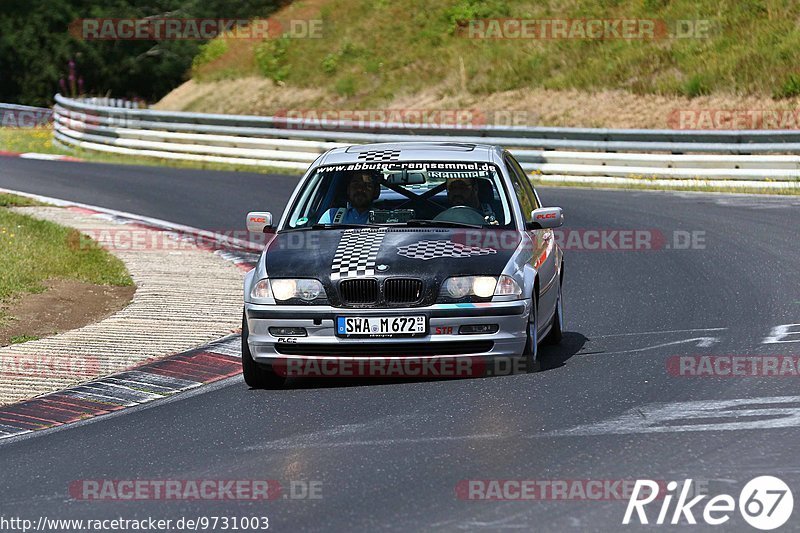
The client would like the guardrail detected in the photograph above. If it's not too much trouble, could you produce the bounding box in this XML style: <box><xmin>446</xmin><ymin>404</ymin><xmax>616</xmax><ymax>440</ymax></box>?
<box><xmin>78</xmin><ymin>97</ymin><xmax>148</xmax><ymax>109</ymax></box>
<box><xmin>51</xmin><ymin>94</ymin><xmax>800</xmax><ymax>185</ymax></box>
<box><xmin>1</xmin><ymin>103</ymin><xmax>53</xmax><ymax>127</ymax></box>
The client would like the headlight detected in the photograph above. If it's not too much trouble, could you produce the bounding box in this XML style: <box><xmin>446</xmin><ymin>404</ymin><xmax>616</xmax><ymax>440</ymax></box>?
<box><xmin>271</xmin><ymin>279</ymin><xmax>324</xmax><ymax>301</ymax></box>
<box><xmin>440</xmin><ymin>275</ymin><xmax>522</xmax><ymax>299</ymax></box>
<box><xmin>472</xmin><ymin>276</ymin><xmax>497</xmax><ymax>298</ymax></box>
<box><xmin>443</xmin><ymin>277</ymin><xmax>474</xmax><ymax>298</ymax></box>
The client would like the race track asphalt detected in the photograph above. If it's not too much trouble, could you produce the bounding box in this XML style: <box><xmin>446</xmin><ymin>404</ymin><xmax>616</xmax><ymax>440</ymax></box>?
<box><xmin>1</xmin><ymin>157</ymin><xmax>799</xmax><ymax>531</ymax></box>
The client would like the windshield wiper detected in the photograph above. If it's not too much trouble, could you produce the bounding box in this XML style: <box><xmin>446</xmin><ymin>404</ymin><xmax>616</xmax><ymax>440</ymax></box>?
<box><xmin>404</xmin><ymin>219</ymin><xmax>483</xmax><ymax>229</ymax></box>
<box><xmin>282</xmin><ymin>223</ymin><xmax>384</xmax><ymax>232</ymax></box>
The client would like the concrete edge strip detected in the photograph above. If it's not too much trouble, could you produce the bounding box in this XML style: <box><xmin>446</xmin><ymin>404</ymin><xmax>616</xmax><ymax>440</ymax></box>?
<box><xmin>0</xmin><ymin>150</ymin><xmax>83</xmax><ymax>162</ymax></box>
<box><xmin>0</xmin><ymin>335</ymin><xmax>242</xmax><ymax>440</ymax></box>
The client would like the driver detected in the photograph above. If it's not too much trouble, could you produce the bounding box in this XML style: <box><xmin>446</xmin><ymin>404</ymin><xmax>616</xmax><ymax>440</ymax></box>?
<box><xmin>318</xmin><ymin>171</ymin><xmax>381</xmax><ymax>224</ymax></box>
<box><xmin>444</xmin><ymin>177</ymin><xmax>498</xmax><ymax>224</ymax></box>
<box><xmin>445</xmin><ymin>177</ymin><xmax>480</xmax><ymax>209</ymax></box>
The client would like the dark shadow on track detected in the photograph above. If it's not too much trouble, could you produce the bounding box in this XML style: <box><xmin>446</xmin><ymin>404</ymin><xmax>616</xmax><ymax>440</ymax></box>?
<box><xmin>244</xmin><ymin>331</ymin><xmax>588</xmax><ymax>390</ymax></box>
<box><xmin>538</xmin><ymin>331</ymin><xmax>588</xmax><ymax>371</ymax></box>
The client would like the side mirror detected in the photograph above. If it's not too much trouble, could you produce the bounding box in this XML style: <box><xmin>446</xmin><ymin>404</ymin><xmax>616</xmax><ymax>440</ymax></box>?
<box><xmin>526</xmin><ymin>207</ymin><xmax>564</xmax><ymax>230</ymax></box>
<box><xmin>246</xmin><ymin>211</ymin><xmax>273</xmax><ymax>233</ymax></box>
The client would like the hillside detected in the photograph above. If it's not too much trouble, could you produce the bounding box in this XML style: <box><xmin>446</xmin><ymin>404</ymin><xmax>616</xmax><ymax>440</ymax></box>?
<box><xmin>156</xmin><ymin>0</ymin><xmax>800</xmax><ymax>128</ymax></box>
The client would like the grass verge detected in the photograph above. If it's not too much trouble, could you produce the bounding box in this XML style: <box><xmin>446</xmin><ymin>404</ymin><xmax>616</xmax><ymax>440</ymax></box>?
<box><xmin>10</xmin><ymin>335</ymin><xmax>39</xmax><ymax>344</ymax></box>
<box><xmin>0</xmin><ymin>196</ymin><xmax>133</xmax><ymax>325</ymax></box>
<box><xmin>0</xmin><ymin>193</ymin><xmax>47</xmax><ymax>207</ymax></box>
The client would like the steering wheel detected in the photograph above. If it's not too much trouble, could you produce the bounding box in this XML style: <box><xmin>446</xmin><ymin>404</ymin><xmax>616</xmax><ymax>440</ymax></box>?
<box><xmin>433</xmin><ymin>205</ymin><xmax>486</xmax><ymax>226</ymax></box>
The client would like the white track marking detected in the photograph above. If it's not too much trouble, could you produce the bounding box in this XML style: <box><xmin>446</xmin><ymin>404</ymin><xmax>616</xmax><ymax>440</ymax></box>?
<box><xmin>548</xmin><ymin>396</ymin><xmax>800</xmax><ymax>436</ymax></box>
<box><xmin>18</xmin><ymin>153</ymin><xmax>75</xmax><ymax>161</ymax></box>
<box><xmin>763</xmin><ymin>324</ymin><xmax>800</xmax><ymax>344</ymax></box>
<box><xmin>244</xmin><ymin>434</ymin><xmax>505</xmax><ymax>450</ymax></box>
<box><xmin>587</xmin><ymin>337</ymin><xmax>721</xmax><ymax>356</ymax></box>
<box><xmin>595</xmin><ymin>328</ymin><xmax>727</xmax><ymax>338</ymax></box>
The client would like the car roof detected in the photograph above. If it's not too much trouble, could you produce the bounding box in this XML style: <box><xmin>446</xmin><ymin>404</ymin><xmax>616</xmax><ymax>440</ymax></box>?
<box><xmin>316</xmin><ymin>142</ymin><xmax>506</xmax><ymax>167</ymax></box>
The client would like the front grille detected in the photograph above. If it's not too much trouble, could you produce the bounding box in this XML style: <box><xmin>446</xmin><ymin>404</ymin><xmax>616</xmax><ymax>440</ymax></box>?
<box><xmin>275</xmin><ymin>341</ymin><xmax>493</xmax><ymax>357</ymax></box>
<box><xmin>384</xmin><ymin>278</ymin><xmax>423</xmax><ymax>304</ymax></box>
<box><xmin>339</xmin><ymin>279</ymin><xmax>378</xmax><ymax>304</ymax></box>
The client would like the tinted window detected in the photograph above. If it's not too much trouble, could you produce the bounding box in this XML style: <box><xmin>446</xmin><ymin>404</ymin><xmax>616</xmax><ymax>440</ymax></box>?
<box><xmin>504</xmin><ymin>155</ymin><xmax>536</xmax><ymax>218</ymax></box>
<box><xmin>505</xmin><ymin>154</ymin><xmax>541</xmax><ymax>210</ymax></box>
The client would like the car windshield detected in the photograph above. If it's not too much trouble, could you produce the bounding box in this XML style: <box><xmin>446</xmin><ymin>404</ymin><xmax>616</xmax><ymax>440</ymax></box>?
<box><xmin>282</xmin><ymin>161</ymin><xmax>515</xmax><ymax>230</ymax></box>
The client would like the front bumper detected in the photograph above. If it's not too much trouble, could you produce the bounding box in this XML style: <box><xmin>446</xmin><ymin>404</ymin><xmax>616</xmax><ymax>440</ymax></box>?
<box><xmin>244</xmin><ymin>300</ymin><xmax>530</xmax><ymax>364</ymax></box>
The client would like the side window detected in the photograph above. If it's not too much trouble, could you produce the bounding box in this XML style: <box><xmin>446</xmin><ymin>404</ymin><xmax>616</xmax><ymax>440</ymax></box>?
<box><xmin>504</xmin><ymin>155</ymin><xmax>536</xmax><ymax>218</ymax></box>
<box><xmin>507</xmin><ymin>154</ymin><xmax>541</xmax><ymax>210</ymax></box>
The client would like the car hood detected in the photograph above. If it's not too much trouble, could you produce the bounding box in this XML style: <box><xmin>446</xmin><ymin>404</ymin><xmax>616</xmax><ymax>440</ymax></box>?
<box><xmin>264</xmin><ymin>227</ymin><xmax>521</xmax><ymax>289</ymax></box>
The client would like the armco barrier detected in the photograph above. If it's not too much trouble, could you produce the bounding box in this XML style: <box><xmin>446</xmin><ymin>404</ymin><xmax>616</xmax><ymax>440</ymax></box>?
<box><xmin>1</xmin><ymin>103</ymin><xmax>53</xmax><ymax>127</ymax></box>
<box><xmin>49</xmin><ymin>95</ymin><xmax>800</xmax><ymax>184</ymax></box>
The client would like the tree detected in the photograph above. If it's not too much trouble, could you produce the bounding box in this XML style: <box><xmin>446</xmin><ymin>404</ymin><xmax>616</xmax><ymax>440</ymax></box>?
<box><xmin>0</xmin><ymin>0</ymin><xmax>287</xmax><ymax>105</ymax></box>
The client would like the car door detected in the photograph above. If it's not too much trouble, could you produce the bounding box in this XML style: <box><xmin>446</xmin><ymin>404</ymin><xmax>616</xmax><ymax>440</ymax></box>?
<box><xmin>504</xmin><ymin>153</ymin><xmax>559</xmax><ymax>327</ymax></box>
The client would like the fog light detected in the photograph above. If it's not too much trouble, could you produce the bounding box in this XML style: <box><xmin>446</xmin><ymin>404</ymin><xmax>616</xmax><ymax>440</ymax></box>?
<box><xmin>268</xmin><ymin>327</ymin><xmax>307</xmax><ymax>337</ymax></box>
<box><xmin>459</xmin><ymin>324</ymin><xmax>499</xmax><ymax>335</ymax></box>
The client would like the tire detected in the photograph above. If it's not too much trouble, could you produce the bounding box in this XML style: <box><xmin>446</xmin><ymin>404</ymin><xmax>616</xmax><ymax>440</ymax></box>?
<box><xmin>522</xmin><ymin>295</ymin><xmax>540</xmax><ymax>373</ymax></box>
<box><xmin>543</xmin><ymin>276</ymin><xmax>563</xmax><ymax>346</ymax></box>
<box><xmin>241</xmin><ymin>310</ymin><xmax>287</xmax><ymax>389</ymax></box>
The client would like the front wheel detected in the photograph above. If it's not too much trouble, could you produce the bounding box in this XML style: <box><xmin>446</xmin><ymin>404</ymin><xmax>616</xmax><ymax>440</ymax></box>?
<box><xmin>241</xmin><ymin>311</ymin><xmax>287</xmax><ymax>389</ymax></box>
<box><xmin>543</xmin><ymin>277</ymin><xmax>563</xmax><ymax>345</ymax></box>
<box><xmin>522</xmin><ymin>296</ymin><xmax>540</xmax><ymax>373</ymax></box>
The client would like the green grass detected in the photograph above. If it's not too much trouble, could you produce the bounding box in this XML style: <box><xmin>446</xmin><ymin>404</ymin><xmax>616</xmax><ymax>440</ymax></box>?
<box><xmin>190</xmin><ymin>0</ymin><xmax>800</xmax><ymax>104</ymax></box>
<box><xmin>0</xmin><ymin>127</ymin><xmax>60</xmax><ymax>154</ymax></box>
<box><xmin>10</xmin><ymin>334</ymin><xmax>39</xmax><ymax>344</ymax></box>
<box><xmin>0</xmin><ymin>202</ymin><xmax>133</xmax><ymax>307</ymax></box>
<box><xmin>0</xmin><ymin>193</ymin><xmax>46</xmax><ymax>207</ymax></box>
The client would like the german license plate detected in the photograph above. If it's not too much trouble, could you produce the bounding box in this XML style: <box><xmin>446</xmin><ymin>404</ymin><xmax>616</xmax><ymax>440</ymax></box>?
<box><xmin>336</xmin><ymin>315</ymin><xmax>427</xmax><ymax>338</ymax></box>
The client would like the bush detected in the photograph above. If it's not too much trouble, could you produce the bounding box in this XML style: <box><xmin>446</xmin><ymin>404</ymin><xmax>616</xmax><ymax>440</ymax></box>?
<box><xmin>192</xmin><ymin>39</ymin><xmax>229</xmax><ymax>73</ymax></box>
<box><xmin>255</xmin><ymin>36</ymin><xmax>290</xmax><ymax>82</ymax></box>
<box><xmin>775</xmin><ymin>74</ymin><xmax>800</xmax><ymax>99</ymax></box>
<box><xmin>683</xmin><ymin>75</ymin><xmax>711</xmax><ymax>98</ymax></box>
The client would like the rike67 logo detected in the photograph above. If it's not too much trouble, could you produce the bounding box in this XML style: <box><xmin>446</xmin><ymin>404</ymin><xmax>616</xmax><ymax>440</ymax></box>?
<box><xmin>623</xmin><ymin>477</ymin><xmax>793</xmax><ymax>530</ymax></box>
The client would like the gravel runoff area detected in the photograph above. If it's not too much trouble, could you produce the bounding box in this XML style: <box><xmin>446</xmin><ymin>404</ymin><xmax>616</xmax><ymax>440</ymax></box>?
<box><xmin>0</xmin><ymin>206</ymin><xmax>246</xmax><ymax>406</ymax></box>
